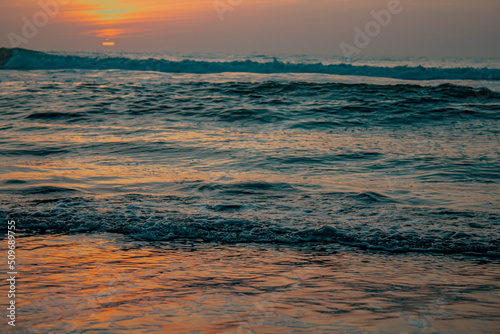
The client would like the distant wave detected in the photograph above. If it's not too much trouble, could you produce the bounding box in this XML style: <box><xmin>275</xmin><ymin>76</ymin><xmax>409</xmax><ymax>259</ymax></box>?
<box><xmin>2</xmin><ymin>48</ymin><xmax>500</xmax><ymax>81</ymax></box>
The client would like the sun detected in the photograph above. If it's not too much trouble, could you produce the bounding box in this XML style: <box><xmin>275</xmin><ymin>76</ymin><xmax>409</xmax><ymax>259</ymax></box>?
<box><xmin>102</xmin><ymin>38</ymin><xmax>115</xmax><ymax>46</ymax></box>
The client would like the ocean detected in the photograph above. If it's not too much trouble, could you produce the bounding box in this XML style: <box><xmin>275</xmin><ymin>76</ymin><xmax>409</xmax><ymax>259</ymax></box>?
<box><xmin>0</xmin><ymin>48</ymin><xmax>499</xmax><ymax>333</ymax></box>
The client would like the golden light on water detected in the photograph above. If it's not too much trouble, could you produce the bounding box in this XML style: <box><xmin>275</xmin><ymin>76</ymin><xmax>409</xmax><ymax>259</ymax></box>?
<box><xmin>4</xmin><ymin>234</ymin><xmax>499</xmax><ymax>333</ymax></box>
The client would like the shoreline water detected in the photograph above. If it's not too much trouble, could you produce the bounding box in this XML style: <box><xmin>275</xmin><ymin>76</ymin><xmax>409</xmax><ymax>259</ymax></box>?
<box><xmin>1</xmin><ymin>233</ymin><xmax>499</xmax><ymax>333</ymax></box>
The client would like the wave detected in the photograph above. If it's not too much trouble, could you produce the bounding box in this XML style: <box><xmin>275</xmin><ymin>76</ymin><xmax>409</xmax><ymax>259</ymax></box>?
<box><xmin>2</xmin><ymin>48</ymin><xmax>500</xmax><ymax>81</ymax></box>
<box><xmin>2</xmin><ymin>194</ymin><xmax>499</xmax><ymax>258</ymax></box>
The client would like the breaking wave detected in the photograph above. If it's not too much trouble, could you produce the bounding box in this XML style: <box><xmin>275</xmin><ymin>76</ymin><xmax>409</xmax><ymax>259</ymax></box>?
<box><xmin>2</xmin><ymin>48</ymin><xmax>500</xmax><ymax>81</ymax></box>
<box><xmin>2</xmin><ymin>191</ymin><xmax>499</xmax><ymax>258</ymax></box>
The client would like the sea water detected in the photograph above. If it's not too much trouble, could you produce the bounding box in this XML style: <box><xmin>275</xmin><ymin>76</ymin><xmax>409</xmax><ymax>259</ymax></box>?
<box><xmin>0</xmin><ymin>49</ymin><xmax>499</xmax><ymax>333</ymax></box>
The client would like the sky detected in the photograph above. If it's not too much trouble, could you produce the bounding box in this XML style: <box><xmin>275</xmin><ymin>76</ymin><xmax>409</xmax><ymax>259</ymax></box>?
<box><xmin>0</xmin><ymin>0</ymin><xmax>499</xmax><ymax>57</ymax></box>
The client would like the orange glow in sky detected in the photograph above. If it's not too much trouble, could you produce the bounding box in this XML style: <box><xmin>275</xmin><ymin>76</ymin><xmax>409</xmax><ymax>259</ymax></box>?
<box><xmin>1</xmin><ymin>0</ymin><xmax>499</xmax><ymax>56</ymax></box>
<box><xmin>62</xmin><ymin>0</ymin><xmax>210</xmax><ymax>39</ymax></box>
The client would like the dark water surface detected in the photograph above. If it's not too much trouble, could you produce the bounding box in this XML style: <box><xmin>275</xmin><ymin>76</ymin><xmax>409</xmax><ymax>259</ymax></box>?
<box><xmin>0</xmin><ymin>50</ymin><xmax>499</xmax><ymax>333</ymax></box>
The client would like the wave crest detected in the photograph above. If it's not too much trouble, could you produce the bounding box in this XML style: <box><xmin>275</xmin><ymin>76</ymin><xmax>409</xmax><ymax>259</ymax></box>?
<box><xmin>2</xmin><ymin>48</ymin><xmax>500</xmax><ymax>81</ymax></box>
